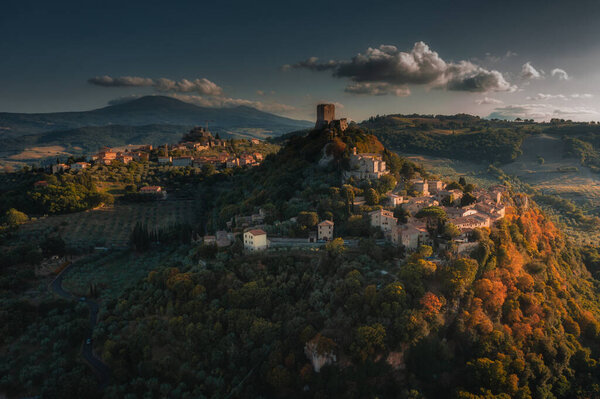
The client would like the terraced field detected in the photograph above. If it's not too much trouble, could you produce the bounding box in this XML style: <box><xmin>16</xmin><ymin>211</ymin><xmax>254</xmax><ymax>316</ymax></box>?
<box><xmin>18</xmin><ymin>200</ymin><xmax>198</xmax><ymax>249</ymax></box>
<box><xmin>502</xmin><ymin>134</ymin><xmax>600</xmax><ymax>206</ymax></box>
<box><xmin>403</xmin><ymin>154</ymin><xmax>499</xmax><ymax>188</ymax></box>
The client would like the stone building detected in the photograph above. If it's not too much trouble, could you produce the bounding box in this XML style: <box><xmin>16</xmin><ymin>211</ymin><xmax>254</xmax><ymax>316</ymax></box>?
<box><xmin>344</xmin><ymin>147</ymin><xmax>389</xmax><ymax>181</ymax></box>
<box><xmin>317</xmin><ymin>220</ymin><xmax>334</xmax><ymax>241</ymax></box>
<box><xmin>315</xmin><ymin>103</ymin><xmax>348</xmax><ymax>132</ymax></box>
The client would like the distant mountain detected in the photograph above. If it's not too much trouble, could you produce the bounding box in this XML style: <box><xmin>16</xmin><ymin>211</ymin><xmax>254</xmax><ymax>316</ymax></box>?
<box><xmin>0</xmin><ymin>96</ymin><xmax>312</xmax><ymax>138</ymax></box>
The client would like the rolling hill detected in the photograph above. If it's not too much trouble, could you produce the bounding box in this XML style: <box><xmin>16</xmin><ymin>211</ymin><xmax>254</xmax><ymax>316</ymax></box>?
<box><xmin>0</xmin><ymin>96</ymin><xmax>311</xmax><ymax>137</ymax></box>
<box><xmin>0</xmin><ymin>96</ymin><xmax>312</xmax><ymax>163</ymax></box>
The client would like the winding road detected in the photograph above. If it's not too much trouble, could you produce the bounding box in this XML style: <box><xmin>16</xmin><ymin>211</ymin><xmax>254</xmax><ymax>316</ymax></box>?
<box><xmin>49</xmin><ymin>264</ymin><xmax>111</xmax><ymax>388</ymax></box>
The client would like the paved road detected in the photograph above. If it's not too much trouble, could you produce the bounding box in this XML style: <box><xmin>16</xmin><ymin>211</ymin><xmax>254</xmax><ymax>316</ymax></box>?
<box><xmin>49</xmin><ymin>265</ymin><xmax>111</xmax><ymax>388</ymax></box>
<box><xmin>268</xmin><ymin>237</ymin><xmax>386</xmax><ymax>248</ymax></box>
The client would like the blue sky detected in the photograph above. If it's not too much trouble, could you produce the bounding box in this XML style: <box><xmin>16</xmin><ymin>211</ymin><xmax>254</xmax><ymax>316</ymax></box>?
<box><xmin>2</xmin><ymin>0</ymin><xmax>600</xmax><ymax>121</ymax></box>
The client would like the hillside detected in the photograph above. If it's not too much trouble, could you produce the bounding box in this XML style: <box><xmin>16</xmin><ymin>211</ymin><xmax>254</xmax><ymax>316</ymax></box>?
<box><xmin>360</xmin><ymin>114</ymin><xmax>535</xmax><ymax>164</ymax></box>
<box><xmin>4</xmin><ymin>123</ymin><xmax>600</xmax><ymax>398</ymax></box>
<box><xmin>95</xmin><ymin>126</ymin><xmax>600</xmax><ymax>397</ymax></box>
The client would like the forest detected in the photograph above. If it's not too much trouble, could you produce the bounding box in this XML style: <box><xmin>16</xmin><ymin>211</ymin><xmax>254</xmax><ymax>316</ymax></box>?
<box><xmin>93</xmin><ymin>205</ymin><xmax>600</xmax><ymax>398</ymax></box>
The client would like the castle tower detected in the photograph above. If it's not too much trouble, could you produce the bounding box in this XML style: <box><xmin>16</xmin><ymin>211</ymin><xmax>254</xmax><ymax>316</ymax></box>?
<box><xmin>316</xmin><ymin>103</ymin><xmax>335</xmax><ymax>128</ymax></box>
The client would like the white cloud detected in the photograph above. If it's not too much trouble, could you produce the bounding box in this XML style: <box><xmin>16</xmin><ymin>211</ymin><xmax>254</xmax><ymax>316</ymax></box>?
<box><xmin>520</xmin><ymin>62</ymin><xmax>543</xmax><ymax>80</ymax></box>
<box><xmin>551</xmin><ymin>68</ymin><xmax>570</xmax><ymax>80</ymax></box>
<box><xmin>475</xmin><ymin>97</ymin><xmax>503</xmax><ymax>105</ymax></box>
<box><xmin>286</xmin><ymin>41</ymin><xmax>517</xmax><ymax>94</ymax></box>
<box><xmin>344</xmin><ymin>82</ymin><xmax>410</xmax><ymax>96</ymax></box>
<box><xmin>571</xmin><ymin>93</ymin><xmax>593</xmax><ymax>99</ymax></box>
<box><xmin>153</xmin><ymin>78</ymin><xmax>223</xmax><ymax>96</ymax></box>
<box><xmin>444</xmin><ymin>61</ymin><xmax>516</xmax><ymax>92</ymax></box>
<box><xmin>88</xmin><ymin>75</ymin><xmax>155</xmax><ymax>87</ymax></box>
<box><xmin>525</xmin><ymin>93</ymin><xmax>594</xmax><ymax>101</ymax></box>
<box><xmin>488</xmin><ymin>103</ymin><xmax>600</xmax><ymax>121</ymax></box>
<box><xmin>526</xmin><ymin>93</ymin><xmax>567</xmax><ymax>101</ymax></box>
<box><xmin>166</xmin><ymin>93</ymin><xmax>296</xmax><ymax>114</ymax></box>
<box><xmin>89</xmin><ymin>75</ymin><xmax>223</xmax><ymax>96</ymax></box>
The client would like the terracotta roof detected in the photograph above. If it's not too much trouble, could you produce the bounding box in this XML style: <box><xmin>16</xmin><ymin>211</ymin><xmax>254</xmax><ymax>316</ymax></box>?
<box><xmin>140</xmin><ymin>186</ymin><xmax>162</xmax><ymax>192</ymax></box>
<box><xmin>246</xmin><ymin>229</ymin><xmax>266</xmax><ymax>236</ymax></box>
<box><xmin>318</xmin><ymin>220</ymin><xmax>334</xmax><ymax>226</ymax></box>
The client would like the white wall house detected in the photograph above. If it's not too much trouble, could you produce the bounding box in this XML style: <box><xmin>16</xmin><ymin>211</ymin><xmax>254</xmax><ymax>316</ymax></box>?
<box><xmin>317</xmin><ymin>220</ymin><xmax>334</xmax><ymax>241</ymax></box>
<box><xmin>243</xmin><ymin>229</ymin><xmax>268</xmax><ymax>251</ymax></box>
<box><xmin>388</xmin><ymin>193</ymin><xmax>404</xmax><ymax>207</ymax></box>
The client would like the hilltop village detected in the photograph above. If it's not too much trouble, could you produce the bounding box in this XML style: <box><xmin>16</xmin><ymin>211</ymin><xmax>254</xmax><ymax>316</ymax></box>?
<box><xmin>14</xmin><ymin>103</ymin><xmax>510</xmax><ymax>260</ymax></box>
<box><xmin>50</xmin><ymin>127</ymin><xmax>267</xmax><ymax>175</ymax></box>
<box><xmin>202</xmin><ymin>104</ymin><xmax>508</xmax><ymax>257</ymax></box>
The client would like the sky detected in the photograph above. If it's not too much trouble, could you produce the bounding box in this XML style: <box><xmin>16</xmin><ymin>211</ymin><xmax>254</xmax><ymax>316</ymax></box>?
<box><xmin>2</xmin><ymin>0</ymin><xmax>600</xmax><ymax>122</ymax></box>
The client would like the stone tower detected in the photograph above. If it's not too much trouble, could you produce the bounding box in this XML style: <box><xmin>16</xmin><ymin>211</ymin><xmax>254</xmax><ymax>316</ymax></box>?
<box><xmin>316</xmin><ymin>103</ymin><xmax>335</xmax><ymax>128</ymax></box>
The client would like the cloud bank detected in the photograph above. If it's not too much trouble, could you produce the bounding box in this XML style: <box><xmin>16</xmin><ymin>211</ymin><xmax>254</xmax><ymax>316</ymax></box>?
<box><xmin>475</xmin><ymin>97</ymin><xmax>503</xmax><ymax>105</ymax></box>
<box><xmin>284</xmin><ymin>41</ymin><xmax>516</xmax><ymax>95</ymax></box>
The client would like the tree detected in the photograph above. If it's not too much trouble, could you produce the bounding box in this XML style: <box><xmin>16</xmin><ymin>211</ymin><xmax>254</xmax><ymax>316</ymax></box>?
<box><xmin>393</xmin><ymin>205</ymin><xmax>410</xmax><ymax>223</ymax></box>
<box><xmin>443</xmin><ymin>258</ymin><xmax>478</xmax><ymax>296</ymax></box>
<box><xmin>378</xmin><ymin>174</ymin><xmax>397</xmax><ymax>193</ymax></box>
<box><xmin>365</xmin><ymin>188</ymin><xmax>379</xmax><ymax>205</ymax></box>
<box><xmin>463</xmin><ymin>183</ymin><xmax>475</xmax><ymax>193</ymax></box>
<box><xmin>345</xmin><ymin>215</ymin><xmax>370</xmax><ymax>236</ymax></box>
<box><xmin>446</xmin><ymin>181</ymin><xmax>462</xmax><ymax>190</ymax></box>
<box><xmin>201</xmin><ymin>163</ymin><xmax>216</xmax><ymax>176</ymax></box>
<box><xmin>297</xmin><ymin>211</ymin><xmax>319</xmax><ymax>229</ymax></box>
<box><xmin>130</xmin><ymin>222</ymin><xmax>152</xmax><ymax>252</ymax></box>
<box><xmin>442</xmin><ymin>223</ymin><xmax>461</xmax><ymax>239</ymax></box>
<box><xmin>441</xmin><ymin>194</ymin><xmax>455</xmax><ymax>206</ymax></box>
<box><xmin>40</xmin><ymin>235</ymin><xmax>66</xmax><ymax>257</ymax></box>
<box><xmin>325</xmin><ymin>237</ymin><xmax>345</xmax><ymax>256</ymax></box>
<box><xmin>420</xmin><ymin>292</ymin><xmax>443</xmax><ymax>317</ymax></box>
<box><xmin>350</xmin><ymin>323</ymin><xmax>386</xmax><ymax>362</ymax></box>
<box><xmin>4</xmin><ymin>208</ymin><xmax>28</xmax><ymax>228</ymax></box>
<box><xmin>416</xmin><ymin>206</ymin><xmax>447</xmax><ymax>231</ymax></box>
<box><xmin>461</xmin><ymin>192</ymin><xmax>477</xmax><ymax>207</ymax></box>
<box><xmin>341</xmin><ymin>185</ymin><xmax>355</xmax><ymax>215</ymax></box>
